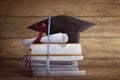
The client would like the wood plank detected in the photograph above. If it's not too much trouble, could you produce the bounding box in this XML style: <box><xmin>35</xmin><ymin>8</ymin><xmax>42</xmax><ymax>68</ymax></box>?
<box><xmin>78</xmin><ymin>59</ymin><xmax>120</xmax><ymax>67</ymax></box>
<box><xmin>0</xmin><ymin>38</ymin><xmax>120</xmax><ymax>58</ymax></box>
<box><xmin>0</xmin><ymin>17</ymin><xmax>120</xmax><ymax>38</ymax></box>
<box><xmin>0</xmin><ymin>68</ymin><xmax>120</xmax><ymax>79</ymax></box>
<box><xmin>0</xmin><ymin>0</ymin><xmax>120</xmax><ymax>16</ymax></box>
<box><xmin>1</xmin><ymin>58</ymin><xmax>120</xmax><ymax>68</ymax></box>
<box><xmin>81</xmin><ymin>38</ymin><xmax>120</xmax><ymax>58</ymax></box>
<box><xmin>0</xmin><ymin>58</ymin><xmax>120</xmax><ymax>79</ymax></box>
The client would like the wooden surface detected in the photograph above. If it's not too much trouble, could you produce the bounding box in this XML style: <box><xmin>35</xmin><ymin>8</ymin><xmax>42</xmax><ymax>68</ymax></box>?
<box><xmin>0</xmin><ymin>0</ymin><xmax>120</xmax><ymax>80</ymax></box>
<box><xmin>0</xmin><ymin>17</ymin><xmax>120</xmax><ymax>38</ymax></box>
<box><xmin>0</xmin><ymin>0</ymin><xmax>120</xmax><ymax>17</ymax></box>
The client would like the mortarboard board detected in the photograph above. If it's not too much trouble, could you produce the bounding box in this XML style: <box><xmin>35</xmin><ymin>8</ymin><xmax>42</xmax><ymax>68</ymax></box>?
<box><xmin>28</xmin><ymin>15</ymin><xmax>95</xmax><ymax>43</ymax></box>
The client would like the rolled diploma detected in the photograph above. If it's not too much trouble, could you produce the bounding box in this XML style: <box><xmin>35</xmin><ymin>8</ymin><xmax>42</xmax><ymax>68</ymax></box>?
<box><xmin>22</xmin><ymin>33</ymin><xmax>68</xmax><ymax>46</ymax></box>
<box><xmin>22</xmin><ymin>38</ymin><xmax>36</xmax><ymax>46</ymax></box>
<box><xmin>41</xmin><ymin>33</ymin><xmax>68</xmax><ymax>43</ymax></box>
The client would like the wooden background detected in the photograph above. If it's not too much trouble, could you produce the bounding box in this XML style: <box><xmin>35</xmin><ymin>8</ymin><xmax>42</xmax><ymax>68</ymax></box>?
<box><xmin>0</xmin><ymin>0</ymin><xmax>120</xmax><ymax>80</ymax></box>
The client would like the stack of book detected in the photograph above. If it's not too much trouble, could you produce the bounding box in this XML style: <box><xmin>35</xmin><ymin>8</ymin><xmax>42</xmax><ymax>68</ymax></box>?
<box><xmin>24</xmin><ymin>44</ymin><xmax>85</xmax><ymax>77</ymax></box>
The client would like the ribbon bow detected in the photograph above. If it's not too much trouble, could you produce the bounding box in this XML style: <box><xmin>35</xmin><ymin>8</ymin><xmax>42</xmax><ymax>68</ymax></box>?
<box><xmin>33</xmin><ymin>23</ymin><xmax>47</xmax><ymax>44</ymax></box>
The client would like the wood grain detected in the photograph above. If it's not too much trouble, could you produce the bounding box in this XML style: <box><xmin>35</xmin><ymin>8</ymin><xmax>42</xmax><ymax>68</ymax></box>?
<box><xmin>0</xmin><ymin>38</ymin><xmax>120</xmax><ymax>58</ymax></box>
<box><xmin>1</xmin><ymin>58</ymin><xmax>120</xmax><ymax>68</ymax></box>
<box><xmin>0</xmin><ymin>17</ymin><xmax>120</xmax><ymax>38</ymax></box>
<box><xmin>0</xmin><ymin>0</ymin><xmax>120</xmax><ymax>17</ymax></box>
<box><xmin>0</xmin><ymin>0</ymin><xmax>120</xmax><ymax>79</ymax></box>
<box><xmin>0</xmin><ymin>58</ymin><xmax>120</xmax><ymax>79</ymax></box>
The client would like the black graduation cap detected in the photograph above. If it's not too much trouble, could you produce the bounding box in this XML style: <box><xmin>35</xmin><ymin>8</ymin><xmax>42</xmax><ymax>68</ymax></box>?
<box><xmin>28</xmin><ymin>15</ymin><xmax>95</xmax><ymax>43</ymax></box>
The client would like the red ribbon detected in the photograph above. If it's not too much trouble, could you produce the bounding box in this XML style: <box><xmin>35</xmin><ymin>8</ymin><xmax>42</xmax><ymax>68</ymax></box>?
<box><xmin>25</xmin><ymin>49</ymin><xmax>32</xmax><ymax>72</ymax></box>
<box><xmin>33</xmin><ymin>23</ymin><xmax>47</xmax><ymax>44</ymax></box>
<box><xmin>25</xmin><ymin>23</ymin><xmax>47</xmax><ymax>72</ymax></box>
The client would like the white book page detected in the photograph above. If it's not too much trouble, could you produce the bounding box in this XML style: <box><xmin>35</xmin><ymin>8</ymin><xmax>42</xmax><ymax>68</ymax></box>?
<box><xmin>30</xmin><ymin>44</ymin><xmax>82</xmax><ymax>54</ymax></box>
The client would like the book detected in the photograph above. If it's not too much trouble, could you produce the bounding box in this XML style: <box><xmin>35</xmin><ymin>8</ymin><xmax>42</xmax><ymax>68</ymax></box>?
<box><xmin>26</xmin><ymin>61</ymin><xmax>79</xmax><ymax>71</ymax></box>
<box><xmin>27</xmin><ymin>61</ymin><xmax>78</xmax><ymax>67</ymax></box>
<box><xmin>32</xmin><ymin>70</ymin><xmax>86</xmax><ymax>77</ymax></box>
<box><xmin>25</xmin><ymin>55</ymin><xmax>84</xmax><ymax>61</ymax></box>
<box><xmin>23</xmin><ymin>43</ymin><xmax>85</xmax><ymax>77</ymax></box>
<box><xmin>30</xmin><ymin>44</ymin><xmax>82</xmax><ymax>54</ymax></box>
<box><xmin>29</xmin><ymin>66</ymin><xmax>80</xmax><ymax>71</ymax></box>
<box><xmin>28</xmin><ymin>61</ymin><xmax>77</xmax><ymax>65</ymax></box>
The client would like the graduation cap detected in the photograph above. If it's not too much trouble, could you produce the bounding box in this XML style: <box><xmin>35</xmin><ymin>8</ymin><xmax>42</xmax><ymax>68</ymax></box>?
<box><xmin>28</xmin><ymin>15</ymin><xmax>95</xmax><ymax>43</ymax></box>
